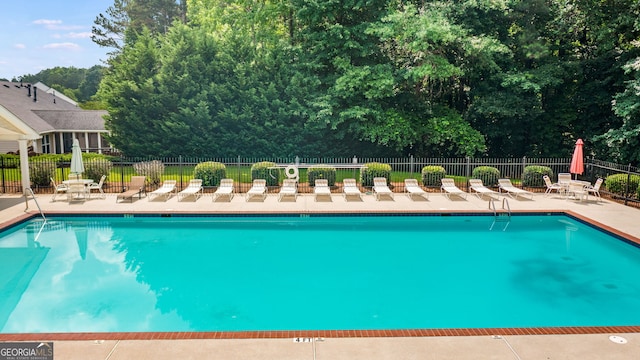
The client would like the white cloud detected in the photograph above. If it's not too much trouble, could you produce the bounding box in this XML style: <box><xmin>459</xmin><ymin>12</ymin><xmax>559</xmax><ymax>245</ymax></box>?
<box><xmin>67</xmin><ymin>32</ymin><xmax>92</xmax><ymax>39</ymax></box>
<box><xmin>43</xmin><ymin>42</ymin><xmax>81</xmax><ymax>50</ymax></box>
<box><xmin>33</xmin><ymin>19</ymin><xmax>83</xmax><ymax>31</ymax></box>
<box><xmin>14</xmin><ymin>44</ymin><xmax>26</xmax><ymax>49</ymax></box>
<box><xmin>33</xmin><ymin>19</ymin><xmax>63</xmax><ymax>26</ymax></box>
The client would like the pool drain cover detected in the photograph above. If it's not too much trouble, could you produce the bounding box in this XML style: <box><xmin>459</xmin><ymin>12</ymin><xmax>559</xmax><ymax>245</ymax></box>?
<box><xmin>609</xmin><ymin>335</ymin><xmax>627</xmax><ymax>344</ymax></box>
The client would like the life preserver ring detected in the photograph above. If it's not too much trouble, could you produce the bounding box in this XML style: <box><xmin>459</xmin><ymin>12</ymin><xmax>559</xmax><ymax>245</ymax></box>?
<box><xmin>285</xmin><ymin>165</ymin><xmax>299</xmax><ymax>180</ymax></box>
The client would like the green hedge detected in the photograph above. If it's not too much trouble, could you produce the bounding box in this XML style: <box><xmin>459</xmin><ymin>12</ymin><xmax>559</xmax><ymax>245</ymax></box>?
<box><xmin>307</xmin><ymin>165</ymin><xmax>337</xmax><ymax>186</ymax></box>
<box><xmin>360</xmin><ymin>162</ymin><xmax>392</xmax><ymax>187</ymax></box>
<box><xmin>29</xmin><ymin>161</ymin><xmax>56</xmax><ymax>187</ymax></box>
<box><xmin>251</xmin><ymin>161</ymin><xmax>280</xmax><ymax>186</ymax></box>
<box><xmin>522</xmin><ymin>165</ymin><xmax>554</xmax><ymax>187</ymax></box>
<box><xmin>471</xmin><ymin>166</ymin><xmax>500</xmax><ymax>187</ymax></box>
<box><xmin>421</xmin><ymin>165</ymin><xmax>446</xmax><ymax>186</ymax></box>
<box><xmin>194</xmin><ymin>161</ymin><xmax>226</xmax><ymax>186</ymax></box>
<box><xmin>605</xmin><ymin>173</ymin><xmax>640</xmax><ymax>197</ymax></box>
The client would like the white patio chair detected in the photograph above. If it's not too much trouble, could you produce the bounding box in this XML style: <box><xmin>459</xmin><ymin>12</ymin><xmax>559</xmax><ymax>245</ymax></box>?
<box><xmin>50</xmin><ymin>177</ymin><xmax>68</xmax><ymax>202</ymax></box>
<box><xmin>586</xmin><ymin>178</ymin><xmax>603</xmax><ymax>202</ymax></box>
<box><xmin>342</xmin><ymin>178</ymin><xmax>362</xmax><ymax>201</ymax></box>
<box><xmin>314</xmin><ymin>179</ymin><xmax>332</xmax><ymax>201</ymax></box>
<box><xmin>87</xmin><ymin>175</ymin><xmax>107</xmax><ymax>199</ymax></box>
<box><xmin>468</xmin><ymin>179</ymin><xmax>499</xmax><ymax>199</ymax></box>
<box><xmin>440</xmin><ymin>178</ymin><xmax>467</xmax><ymax>199</ymax></box>
<box><xmin>148</xmin><ymin>180</ymin><xmax>177</xmax><ymax>201</ymax></box>
<box><xmin>404</xmin><ymin>179</ymin><xmax>428</xmax><ymax>200</ymax></box>
<box><xmin>278</xmin><ymin>179</ymin><xmax>298</xmax><ymax>201</ymax></box>
<box><xmin>178</xmin><ymin>179</ymin><xmax>203</xmax><ymax>201</ymax></box>
<box><xmin>543</xmin><ymin>175</ymin><xmax>564</xmax><ymax>197</ymax></box>
<box><xmin>213</xmin><ymin>178</ymin><xmax>234</xmax><ymax>201</ymax></box>
<box><xmin>498</xmin><ymin>179</ymin><xmax>534</xmax><ymax>200</ymax></box>
<box><xmin>246</xmin><ymin>179</ymin><xmax>267</xmax><ymax>202</ymax></box>
<box><xmin>66</xmin><ymin>181</ymin><xmax>88</xmax><ymax>202</ymax></box>
<box><xmin>373</xmin><ymin>177</ymin><xmax>393</xmax><ymax>200</ymax></box>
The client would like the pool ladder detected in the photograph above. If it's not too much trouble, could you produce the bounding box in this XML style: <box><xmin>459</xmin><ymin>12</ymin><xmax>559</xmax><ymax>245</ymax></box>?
<box><xmin>24</xmin><ymin>188</ymin><xmax>48</xmax><ymax>240</ymax></box>
<box><xmin>489</xmin><ymin>198</ymin><xmax>511</xmax><ymax>231</ymax></box>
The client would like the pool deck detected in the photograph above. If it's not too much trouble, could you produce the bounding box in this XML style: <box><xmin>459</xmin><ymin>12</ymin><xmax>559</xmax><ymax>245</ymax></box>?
<box><xmin>1</xmin><ymin>190</ymin><xmax>640</xmax><ymax>359</ymax></box>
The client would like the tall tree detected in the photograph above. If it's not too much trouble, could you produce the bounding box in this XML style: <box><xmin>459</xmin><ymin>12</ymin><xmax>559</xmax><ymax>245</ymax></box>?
<box><xmin>92</xmin><ymin>0</ymin><xmax>186</xmax><ymax>53</ymax></box>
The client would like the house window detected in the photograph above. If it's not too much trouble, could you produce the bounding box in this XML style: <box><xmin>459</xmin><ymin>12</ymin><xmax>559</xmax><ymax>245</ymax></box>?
<box><xmin>62</xmin><ymin>133</ymin><xmax>73</xmax><ymax>153</ymax></box>
<box><xmin>41</xmin><ymin>135</ymin><xmax>51</xmax><ymax>154</ymax></box>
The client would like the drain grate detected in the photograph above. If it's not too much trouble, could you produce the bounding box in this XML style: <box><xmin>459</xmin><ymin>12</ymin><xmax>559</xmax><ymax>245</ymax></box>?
<box><xmin>609</xmin><ymin>335</ymin><xmax>628</xmax><ymax>344</ymax></box>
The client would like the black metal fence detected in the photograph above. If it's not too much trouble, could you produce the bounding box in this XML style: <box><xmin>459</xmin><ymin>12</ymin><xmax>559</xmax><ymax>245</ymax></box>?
<box><xmin>2</xmin><ymin>156</ymin><xmax>639</xmax><ymax>205</ymax></box>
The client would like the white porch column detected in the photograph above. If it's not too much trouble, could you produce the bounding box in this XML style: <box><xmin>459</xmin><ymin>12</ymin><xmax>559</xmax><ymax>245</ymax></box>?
<box><xmin>58</xmin><ymin>133</ymin><xmax>64</xmax><ymax>153</ymax></box>
<box><xmin>18</xmin><ymin>139</ymin><xmax>30</xmax><ymax>192</ymax></box>
<box><xmin>97</xmin><ymin>133</ymin><xmax>103</xmax><ymax>154</ymax></box>
<box><xmin>84</xmin><ymin>132</ymin><xmax>89</xmax><ymax>152</ymax></box>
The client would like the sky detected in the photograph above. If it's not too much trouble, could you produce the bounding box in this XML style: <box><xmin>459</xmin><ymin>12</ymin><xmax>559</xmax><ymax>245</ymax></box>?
<box><xmin>0</xmin><ymin>0</ymin><xmax>113</xmax><ymax>80</ymax></box>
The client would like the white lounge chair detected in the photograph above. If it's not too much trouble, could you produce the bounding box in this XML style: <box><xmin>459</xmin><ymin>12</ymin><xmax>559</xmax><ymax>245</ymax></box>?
<box><xmin>440</xmin><ymin>178</ymin><xmax>467</xmax><ymax>199</ymax></box>
<box><xmin>87</xmin><ymin>175</ymin><xmax>107</xmax><ymax>199</ymax></box>
<box><xmin>373</xmin><ymin>177</ymin><xmax>393</xmax><ymax>200</ymax></box>
<box><xmin>246</xmin><ymin>179</ymin><xmax>267</xmax><ymax>201</ymax></box>
<box><xmin>543</xmin><ymin>175</ymin><xmax>564</xmax><ymax>197</ymax></box>
<box><xmin>404</xmin><ymin>179</ymin><xmax>428</xmax><ymax>200</ymax></box>
<box><xmin>314</xmin><ymin>179</ymin><xmax>332</xmax><ymax>201</ymax></box>
<box><xmin>342</xmin><ymin>178</ymin><xmax>362</xmax><ymax>201</ymax></box>
<box><xmin>278</xmin><ymin>179</ymin><xmax>298</xmax><ymax>201</ymax></box>
<box><xmin>148</xmin><ymin>180</ymin><xmax>177</xmax><ymax>201</ymax></box>
<box><xmin>498</xmin><ymin>179</ymin><xmax>534</xmax><ymax>200</ymax></box>
<box><xmin>50</xmin><ymin>177</ymin><xmax>68</xmax><ymax>202</ymax></box>
<box><xmin>586</xmin><ymin>178</ymin><xmax>603</xmax><ymax>202</ymax></box>
<box><xmin>213</xmin><ymin>178</ymin><xmax>234</xmax><ymax>201</ymax></box>
<box><xmin>178</xmin><ymin>179</ymin><xmax>203</xmax><ymax>201</ymax></box>
<box><xmin>468</xmin><ymin>179</ymin><xmax>500</xmax><ymax>199</ymax></box>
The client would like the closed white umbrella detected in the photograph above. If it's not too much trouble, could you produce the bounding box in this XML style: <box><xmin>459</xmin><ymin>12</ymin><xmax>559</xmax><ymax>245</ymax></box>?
<box><xmin>70</xmin><ymin>138</ymin><xmax>85</xmax><ymax>176</ymax></box>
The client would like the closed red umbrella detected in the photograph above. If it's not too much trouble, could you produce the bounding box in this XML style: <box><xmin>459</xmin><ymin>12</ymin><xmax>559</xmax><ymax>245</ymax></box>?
<box><xmin>569</xmin><ymin>139</ymin><xmax>584</xmax><ymax>179</ymax></box>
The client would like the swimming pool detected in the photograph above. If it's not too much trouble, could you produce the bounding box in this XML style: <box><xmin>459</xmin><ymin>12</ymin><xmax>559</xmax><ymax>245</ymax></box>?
<box><xmin>1</xmin><ymin>214</ymin><xmax>639</xmax><ymax>334</ymax></box>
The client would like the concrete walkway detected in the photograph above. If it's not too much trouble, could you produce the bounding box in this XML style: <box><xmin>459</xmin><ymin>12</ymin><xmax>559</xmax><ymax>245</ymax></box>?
<box><xmin>1</xmin><ymin>190</ymin><xmax>640</xmax><ymax>359</ymax></box>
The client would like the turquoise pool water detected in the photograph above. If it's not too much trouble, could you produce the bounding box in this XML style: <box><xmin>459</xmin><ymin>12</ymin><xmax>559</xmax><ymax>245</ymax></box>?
<box><xmin>1</xmin><ymin>214</ymin><xmax>639</xmax><ymax>333</ymax></box>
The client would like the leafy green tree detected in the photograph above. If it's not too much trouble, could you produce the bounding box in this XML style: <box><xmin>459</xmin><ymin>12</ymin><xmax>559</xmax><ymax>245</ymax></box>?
<box><xmin>98</xmin><ymin>28</ymin><xmax>164</xmax><ymax>156</ymax></box>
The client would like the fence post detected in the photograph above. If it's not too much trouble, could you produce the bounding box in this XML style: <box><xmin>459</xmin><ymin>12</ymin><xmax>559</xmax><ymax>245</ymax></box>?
<box><xmin>352</xmin><ymin>155</ymin><xmax>358</xmax><ymax>180</ymax></box>
<box><xmin>625</xmin><ymin>163</ymin><xmax>631</xmax><ymax>206</ymax></box>
<box><xmin>522</xmin><ymin>156</ymin><xmax>527</xmax><ymax>184</ymax></box>
<box><xmin>410</xmin><ymin>155</ymin><xmax>414</xmax><ymax>178</ymax></box>
<box><xmin>237</xmin><ymin>155</ymin><xmax>241</xmax><ymax>192</ymax></box>
<box><xmin>119</xmin><ymin>157</ymin><xmax>125</xmax><ymax>192</ymax></box>
<box><xmin>465</xmin><ymin>156</ymin><xmax>470</xmax><ymax>179</ymax></box>
<box><xmin>1</xmin><ymin>157</ymin><xmax>4</xmax><ymax>194</ymax></box>
<box><xmin>179</xmin><ymin>155</ymin><xmax>183</xmax><ymax>189</ymax></box>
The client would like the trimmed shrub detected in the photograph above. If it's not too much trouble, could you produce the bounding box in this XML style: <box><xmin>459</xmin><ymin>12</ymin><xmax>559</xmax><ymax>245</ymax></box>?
<box><xmin>307</xmin><ymin>165</ymin><xmax>337</xmax><ymax>186</ymax></box>
<box><xmin>360</xmin><ymin>162</ymin><xmax>392</xmax><ymax>187</ymax></box>
<box><xmin>471</xmin><ymin>166</ymin><xmax>500</xmax><ymax>187</ymax></box>
<box><xmin>522</xmin><ymin>165</ymin><xmax>554</xmax><ymax>187</ymax></box>
<box><xmin>29</xmin><ymin>161</ymin><xmax>57</xmax><ymax>187</ymax></box>
<box><xmin>605</xmin><ymin>173</ymin><xmax>640</xmax><ymax>197</ymax></box>
<box><xmin>84</xmin><ymin>158</ymin><xmax>112</xmax><ymax>185</ymax></box>
<box><xmin>194</xmin><ymin>161</ymin><xmax>226</xmax><ymax>187</ymax></box>
<box><xmin>0</xmin><ymin>154</ymin><xmax>20</xmax><ymax>168</ymax></box>
<box><xmin>251</xmin><ymin>161</ymin><xmax>280</xmax><ymax>186</ymax></box>
<box><xmin>421</xmin><ymin>165</ymin><xmax>446</xmax><ymax>187</ymax></box>
<box><xmin>133</xmin><ymin>160</ymin><xmax>164</xmax><ymax>186</ymax></box>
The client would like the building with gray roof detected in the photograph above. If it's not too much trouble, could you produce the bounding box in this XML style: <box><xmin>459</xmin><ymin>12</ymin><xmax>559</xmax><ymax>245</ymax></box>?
<box><xmin>0</xmin><ymin>80</ymin><xmax>111</xmax><ymax>154</ymax></box>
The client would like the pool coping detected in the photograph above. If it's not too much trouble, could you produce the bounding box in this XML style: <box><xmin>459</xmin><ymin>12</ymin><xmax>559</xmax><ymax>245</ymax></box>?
<box><xmin>1</xmin><ymin>209</ymin><xmax>639</xmax><ymax>341</ymax></box>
